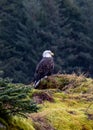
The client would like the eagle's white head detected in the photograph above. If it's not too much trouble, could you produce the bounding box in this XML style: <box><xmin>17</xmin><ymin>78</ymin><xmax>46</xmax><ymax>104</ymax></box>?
<box><xmin>42</xmin><ymin>50</ymin><xmax>54</xmax><ymax>58</ymax></box>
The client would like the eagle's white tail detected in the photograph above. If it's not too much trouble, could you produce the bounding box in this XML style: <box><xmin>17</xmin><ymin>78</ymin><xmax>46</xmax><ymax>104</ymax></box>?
<box><xmin>34</xmin><ymin>76</ymin><xmax>48</xmax><ymax>88</ymax></box>
<box><xmin>34</xmin><ymin>80</ymin><xmax>40</xmax><ymax>88</ymax></box>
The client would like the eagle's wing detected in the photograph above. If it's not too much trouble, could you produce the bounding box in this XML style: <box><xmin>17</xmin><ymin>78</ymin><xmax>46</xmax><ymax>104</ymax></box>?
<box><xmin>34</xmin><ymin>57</ymin><xmax>54</xmax><ymax>82</ymax></box>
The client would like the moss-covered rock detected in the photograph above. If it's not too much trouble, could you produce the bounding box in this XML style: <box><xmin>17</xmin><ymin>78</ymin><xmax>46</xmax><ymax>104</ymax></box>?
<box><xmin>1</xmin><ymin>74</ymin><xmax>93</xmax><ymax>130</ymax></box>
<box><xmin>30</xmin><ymin>74</ymin><xmax>93</xmax><ymax>130</ymax></box>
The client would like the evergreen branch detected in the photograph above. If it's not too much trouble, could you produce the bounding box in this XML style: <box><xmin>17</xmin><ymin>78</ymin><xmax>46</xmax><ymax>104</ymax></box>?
<box><xmin>0</xmin><ymin>79</ymin><xmax>39</xmax><ymax>118</ymax></box>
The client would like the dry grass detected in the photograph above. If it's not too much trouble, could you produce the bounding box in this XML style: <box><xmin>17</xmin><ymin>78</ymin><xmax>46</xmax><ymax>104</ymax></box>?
<box><xmin>29</xmin><ymin>74</ymin><xmax>93</xmax><ymax>130</ymax></box>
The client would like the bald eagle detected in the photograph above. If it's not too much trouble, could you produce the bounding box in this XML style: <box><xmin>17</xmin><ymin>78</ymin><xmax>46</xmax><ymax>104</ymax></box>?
<box><xmin>34</xmin><ymin>50</ymin><xmax>54</xmax><ymax>87</ymax></box>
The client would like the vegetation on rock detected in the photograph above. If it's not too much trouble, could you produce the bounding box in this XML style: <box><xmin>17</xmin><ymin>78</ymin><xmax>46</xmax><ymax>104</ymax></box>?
<box><xmin>0</xmin><ymin>74</ymin><xmax>93</xmax><ymax>130</ymax></box>
<box><xmin>0</xmin><ymin>78</ymin><xmax>39</xmax><ymax>129</ymax></box>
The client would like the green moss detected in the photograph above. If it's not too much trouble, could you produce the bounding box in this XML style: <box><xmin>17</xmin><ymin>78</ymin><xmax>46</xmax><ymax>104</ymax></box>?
<box><xmin>8</xmin><ymin>116</ymin><xmax>35</xmax><ymax>130</ymax></box>
<box><xmin>38</xmin><ymin>100</ymin><xmax>93</xmax><ymax>130</ymax></box>
<box><xmin>30</xmin><ymin>74</ymin><xmax>93</xmax><ymax>129</ymax></box>
<box><xmin>1</xmin><ymin>74</ymin><xmax>93</xmax><ymax>130</ymax></box>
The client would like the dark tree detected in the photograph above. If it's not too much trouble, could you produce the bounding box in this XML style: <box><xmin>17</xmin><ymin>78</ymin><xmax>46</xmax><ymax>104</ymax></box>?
<box><xmin>0</xmin><ymin>0</ymin><xmax>93</xmax><ymax>83</ymax></box>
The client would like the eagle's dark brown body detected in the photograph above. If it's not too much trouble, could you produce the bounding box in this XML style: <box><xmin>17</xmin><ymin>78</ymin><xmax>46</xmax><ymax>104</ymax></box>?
<box><xmin>34</xmin><ymin>57</ymin><xmax>54</xmax><ymax>84</ymax></box>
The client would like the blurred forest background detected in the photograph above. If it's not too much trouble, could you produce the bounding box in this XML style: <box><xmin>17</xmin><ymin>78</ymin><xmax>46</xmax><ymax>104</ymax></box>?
<box><xmin>0</xmin><ymin>0</ymin><xmax>93</xmax><ymax>84</ymax></box>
